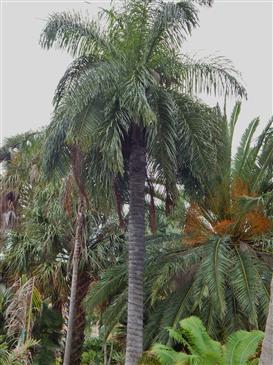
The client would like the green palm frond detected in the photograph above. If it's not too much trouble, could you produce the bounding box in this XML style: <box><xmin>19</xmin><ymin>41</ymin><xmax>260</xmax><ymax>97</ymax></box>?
<box><xmin>175</xmin><ymin>94</ymin><xmax>220</xmax><ymax>183</ymax></box>
<box><xmin>84</xmin><ymin>264</ymin><xmax>127</xmax><ymax>312</ymax></box>
<box><xmin>53</xmin><ymin>55</ymin><xmax>99</xmax><ymax>108</ymax></box>
<box><xmin>149</xmin><ymin>245</ymin><xmax>202</xmax><ymax>304</ymax></box>
<box><xmin>102</xmin><ymin>289</ymin><xmax>127</xmax><ymax>339</ymax></box>
<box><xmin>144</xmin><ymin>1</ymin><xmax>199</xmax><ymax>61</ymax></box>
<box><xmin>40</xmin><ymin>11</ymin><xmax>107</xmax><ymax>57</ymax></box>
<box><xmin>42</xmin><ymin>119</ymin><xmax>70</xmax><ymax>178</ymax></box>
<box><xmin>53</xmin><ymin>60</ymin><xmax>120</xmax><ymax>124</ymax></box>
<box><xmin>147</xmin><ymin>88</ymin><xmax>178</xmax><ymax>189</ymax></box>
<box><xmin>179</xmin><ymin>54</ymin><xmax>247</xmax><ymax>98</ymax></box>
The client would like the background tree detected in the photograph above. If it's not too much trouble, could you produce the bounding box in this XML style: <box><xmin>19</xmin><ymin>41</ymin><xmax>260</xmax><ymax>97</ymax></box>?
<box><xmin>0</xmin><ymin>132</ymin><xmax>123</xmax><ymax>364</ymax></box>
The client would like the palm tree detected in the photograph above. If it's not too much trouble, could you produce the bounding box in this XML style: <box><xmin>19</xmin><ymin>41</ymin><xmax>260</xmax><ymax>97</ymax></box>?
<box><xmin>40</xmin><ymin>1</ymin><xmax>246</xmax><ymax>363</ymax></box>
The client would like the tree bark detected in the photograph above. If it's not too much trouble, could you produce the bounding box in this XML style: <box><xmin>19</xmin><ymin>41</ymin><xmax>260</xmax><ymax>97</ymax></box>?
<box><xmin>63</xmin><ymin>204</ymin><xmax>84</xmax><ymax>365</ymax></box>
<box><xmin>259</xmin><ymin>275</ymin><xmax>273</xmax><ymax>365</ymax></box>
<box><xmin>70</xmin><ymin>270</ymin><xmax>91</xmax><ymax>365</ymax></box>
<box><xmin>125</xmin><ymin>124</ymin><xmax>146</xmax><ymax>365</ymax></box>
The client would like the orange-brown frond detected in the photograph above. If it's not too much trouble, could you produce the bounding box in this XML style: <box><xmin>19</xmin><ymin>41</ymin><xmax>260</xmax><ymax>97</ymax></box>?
<box><xmin>184</xmin><ymin>203</ymin><xmax>211</xmax><ymax>246</ymax></box>
<box><xmin>213</xmin><ymin>219</ymin><xmax>234</xmax><ymax>235</ymax></box>
<box><xmin>232</xmin><ymin>178</ymin><xmax>249</xmax><ymax>199</ymax></box>
<box><xmin>245</xmin><ymin>211</ymin><xmax>272</xmax><ymax>236</ymax></box>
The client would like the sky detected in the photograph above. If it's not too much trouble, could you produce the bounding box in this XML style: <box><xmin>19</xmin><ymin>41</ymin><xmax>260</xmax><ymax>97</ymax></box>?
<box><xmin>1</xmin><ymin>0</ymin><xmax>272</xmax><ymax>150</ymax></box>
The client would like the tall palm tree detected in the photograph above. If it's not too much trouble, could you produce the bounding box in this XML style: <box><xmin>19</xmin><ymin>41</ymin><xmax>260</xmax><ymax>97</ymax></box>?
<box><xmin>40</xmin><ymin>1</ymin><xmax>246</xmax><ymax>363</ymax></box>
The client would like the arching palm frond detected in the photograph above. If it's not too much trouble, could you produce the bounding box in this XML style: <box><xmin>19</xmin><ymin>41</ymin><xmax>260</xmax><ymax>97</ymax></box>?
<box><xmin>53</xmin><ymin>55</ymin><xmax>100</xmax><ymax>108</ymax></box>
<box><xmin>53</xmin><ymin>60</ymin><xmax>121</xmax><ymax>124</ymax></box>
<box><xmin>175</xmin><ymin>94</ymin><xmax>220</xmax><ymax>184</ymax></box>
<box><xmin>177</xmin><ymin>54</ymin><xmax>247</xmax><ymax>98</ymax></box>
<box><xmin>40</xmin><ymin>11</ymin><xmax>107</xmax><ymax>57</ymax></box>
<box><xmin>42</xmin><ymin>118</ymin><xmax>71</xmax><ymax>179</ymax></box>
<box><xmin>144</xmin><ymin>1</ymin><xmax>199</xmax><ymax>61</ymax></box>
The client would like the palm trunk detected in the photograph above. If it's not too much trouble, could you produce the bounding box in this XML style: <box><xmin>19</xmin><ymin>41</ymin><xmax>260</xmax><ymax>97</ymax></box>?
<box><xmin>125</xmin><ymin>124</ymin><xmax>146</xmax><ymax>365</ymax></box>
<box><xmin>70</xmin><ymin>270</ymin><xmax>91</xmax><ymax>365</ymax></box>
<box><xmin>259</xmin><ymin>275</ymin><xmax>273</xmax><ymax>365</ymax></box>
<box><xmin>63</xmin><ymin>202</ymin><xmax>84</xmax><ymax>365</ymax></box>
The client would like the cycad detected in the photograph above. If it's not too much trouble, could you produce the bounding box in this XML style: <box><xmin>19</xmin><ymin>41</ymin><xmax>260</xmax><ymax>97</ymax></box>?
<box><xmin>147</xmin><ymin>108</ymin><xmax>273</xmax><ymax>341</ymax></box>
<box><xmin>151</xmin><ymin>316</ymin><xmax>263</xmax><ymax>365</ymax></box>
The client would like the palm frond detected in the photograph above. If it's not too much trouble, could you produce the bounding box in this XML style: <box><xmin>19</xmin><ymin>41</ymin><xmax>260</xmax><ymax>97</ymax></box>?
<box><xmin>40</xmin><ymin>11</ymin><xmax>107</xmax><ymax>57</ymax></box>
<box><xmin>179</xmin><ymin>54</ymin><xmax>247</xmax><ymax>98</ymax></box>
<box><xmin>145</xmin><ymin>1</ymin><xmax>199</xmax><ymax>61</ymax></box>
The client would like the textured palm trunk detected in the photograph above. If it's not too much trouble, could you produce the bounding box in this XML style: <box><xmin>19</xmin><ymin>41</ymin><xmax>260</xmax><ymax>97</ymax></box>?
<box><xmin>63</xmin><ymin>205</ymin><xmax>84</xmax><ymax>365</ymax></box>
<box><xmin>125</xmin><ymin>124</ymin><xmax>146</xmax><ymax>365</ymax></box>
<box><xmin>259</xmin><ymin>275</ymin><xmax>273</xmax><ymax>365</ymax></box>
<box><xmin>70</xmin><ymin>270</ymin><xmax>91</xmax><ymax>365</ymax></box>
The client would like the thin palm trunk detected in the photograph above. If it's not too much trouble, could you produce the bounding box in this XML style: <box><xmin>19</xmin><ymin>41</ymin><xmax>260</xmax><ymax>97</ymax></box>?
<box><xmin>70</xmin><ymin>270</ymin><xmax>91</xmax><ymax>365</ymax></box>
<box><xmin>259</xmin><ymin>275</ymin><xmax>273</xmax><ymax>365</ymax></box>
<box><xmin>63</xmin><ymin>204</ymin><xmax>84</xmax><ymax>365</ymax></box>
<box><xmin>125</xmin><ymin>124</ymin><xmax>146</xmax><ymax>365</ymax></box>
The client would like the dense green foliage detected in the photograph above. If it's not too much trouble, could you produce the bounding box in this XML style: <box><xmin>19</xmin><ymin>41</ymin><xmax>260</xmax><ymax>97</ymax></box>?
<box><xmin>150</xmin><ymin>316</ymin><xmax>263</xmax><ymax>365</ymax></box>
<box><xmin>0</xmin><ymin>0</ymin><xmax>272</xmax><ymax>364</ymax></box>
<box><xmin>86</xmin><ymin>106</ymin><xmax>273</xmax><ymax>345</ymax></box>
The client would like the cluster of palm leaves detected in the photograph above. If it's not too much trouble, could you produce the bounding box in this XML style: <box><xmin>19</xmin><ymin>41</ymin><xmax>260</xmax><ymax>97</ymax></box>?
<box><xmin>0</xmin><ymin>0</ymin><xmax>272</xmax><ymax>364</ymax></box>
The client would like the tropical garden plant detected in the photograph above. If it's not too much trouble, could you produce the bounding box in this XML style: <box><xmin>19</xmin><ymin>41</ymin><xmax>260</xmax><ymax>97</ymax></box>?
<box><xmin>39</xmin><ymin>1</ymin><xmax>246</xmax><ymax>363</ymax></box>
<box><xmin>149</xmin><ymin>316</ymin><xmax>264</xmax><ymax>365</ymax></box>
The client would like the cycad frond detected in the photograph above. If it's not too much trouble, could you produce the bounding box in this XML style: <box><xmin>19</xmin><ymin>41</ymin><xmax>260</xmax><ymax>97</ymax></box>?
<box><xmin>230</xmin><ymin>248</ymin><xmax>259</xmax><ymax>327</ymax></box>
<box><xmin>233</xmin><ymin>117</ymin><xmax>259</xmax><ymax>178</ymax></box>
<box><xmin>223</xmin><ymin>330</ymin><xmax>264</xmax><ymax>365</ymax></box>
<box><xmin>193</xmin><ymin>237</ymin><xmax>231</xmax><ymax>317</ymax></box>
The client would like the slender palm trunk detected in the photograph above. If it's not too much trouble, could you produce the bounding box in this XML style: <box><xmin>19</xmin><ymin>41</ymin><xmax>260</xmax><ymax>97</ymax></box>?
<box><xmin>125</xmin><ymin>124</ymin><xmax>146</xmax><ymax>365</ymax></box>
<box><xmin>63</xmin><ymin>202</ymin><xmax>84</xmax><ymax>365</ymax></box>
<box><xmin>259</xmin><ymin>275</ymin><xmax>273</xmax><ymax>365</ymax></box>
<box><xmin>70</xmin><ymin>270</ymin><xmax>91</xmax><ymax>365</ymax></box>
